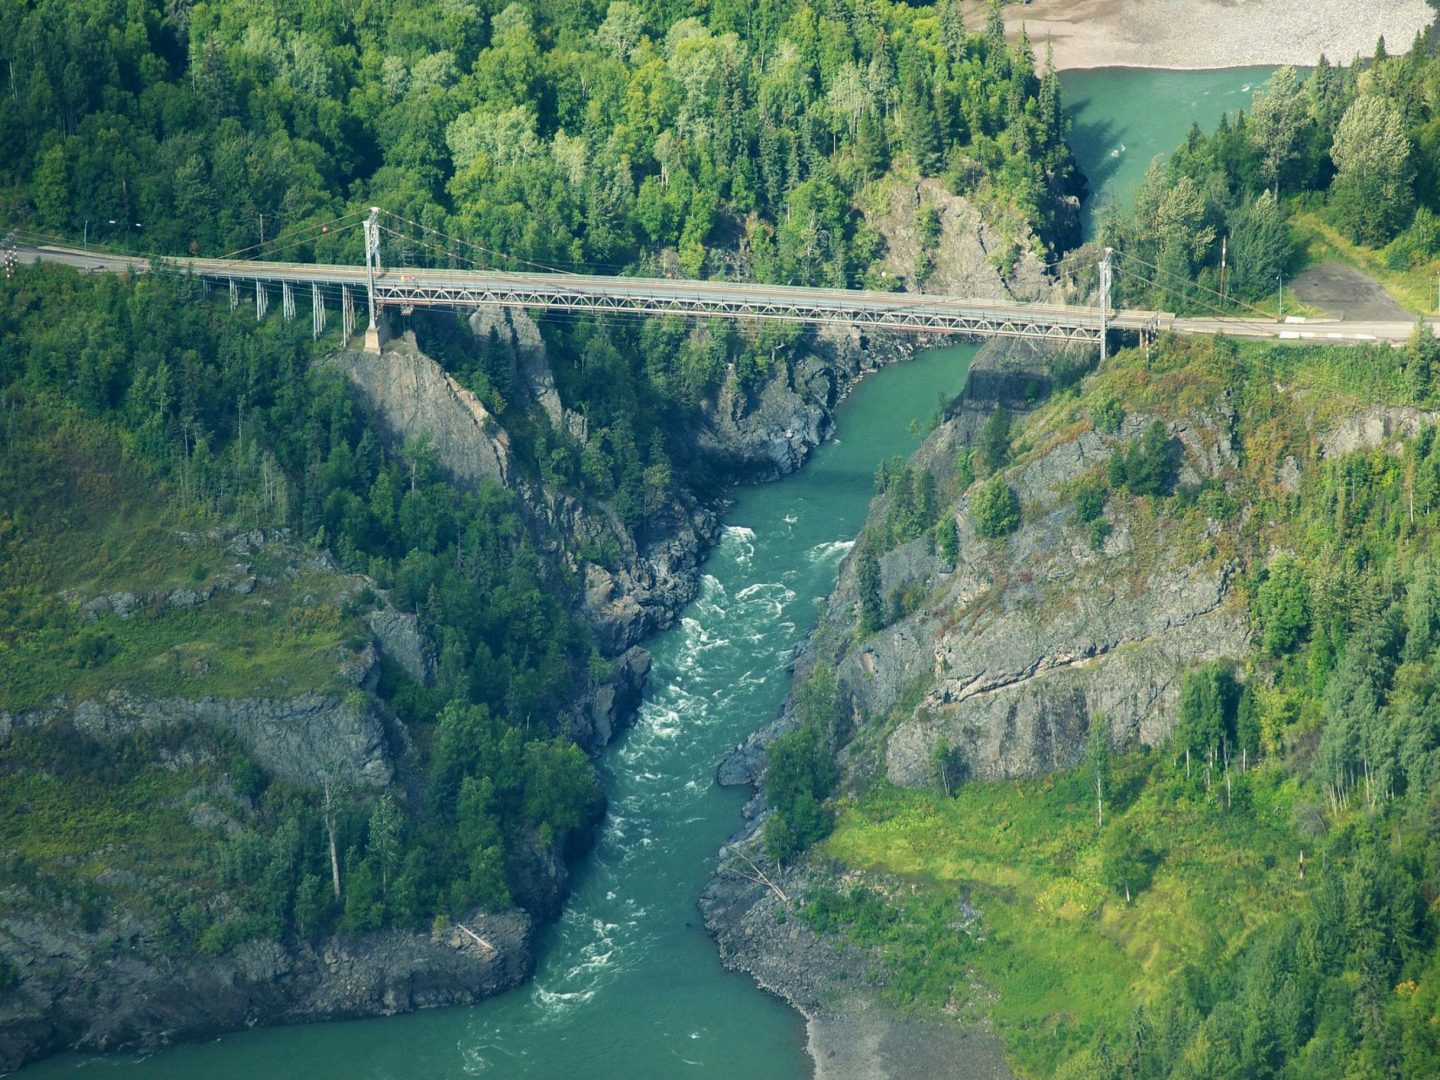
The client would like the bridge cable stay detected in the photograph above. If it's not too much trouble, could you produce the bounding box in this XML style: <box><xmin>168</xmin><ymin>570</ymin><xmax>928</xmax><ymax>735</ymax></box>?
<box><xmin>1112</xmin><ymin>264</ymin><xmax>1285</xmax><ymax>340</ymax></box>
<box><xmin>1040</xmin><ymin>248</ymin><xmax>1102</xmax><ymax>274</ymax></box>
<box><xmin>218</xmin><ymin>218</ymin><xmax>367</xmax><ymax>267</ymax></box>
<box><xmin>217</xmin><ymin>209</ymin><xmax>371</xmax><ymax>262</ymax></box>
<box><xmin>1111</xmin><ymin>248</ymin><xmax>1277</xmax><ymax>322</ymax></box>
<box><xmin>380</xmin><ymin>211</ymin><xmax>582</xmax><ymax>278</ymax></box>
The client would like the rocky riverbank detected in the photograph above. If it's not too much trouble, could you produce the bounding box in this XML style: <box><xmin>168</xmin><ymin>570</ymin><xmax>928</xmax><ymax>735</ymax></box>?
<box><xmin>981</xmin><ymin>0</ymin><xmax>1434</xmax><ymax>71</ymax></box>
<box><xmin>1</xmin><ymin>911</ymin><xmax>532</xmax><ymax>1075</ymax></box>
<box><xmin>700</xmin><ymin>856</ymin><xmax>1013</xmax><ymax>1080</ymax></box>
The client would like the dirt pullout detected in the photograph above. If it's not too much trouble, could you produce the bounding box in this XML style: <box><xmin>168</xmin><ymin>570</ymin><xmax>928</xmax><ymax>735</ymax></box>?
<box><xmin>966</xmin><ymin>0</ymin><xmax>1433</xmax><ymax>71</ymax></box>
<box><xmin>1288</xmin><ymin>261</ymin><xmax>1415</xmax><ymax>322</ymax></box>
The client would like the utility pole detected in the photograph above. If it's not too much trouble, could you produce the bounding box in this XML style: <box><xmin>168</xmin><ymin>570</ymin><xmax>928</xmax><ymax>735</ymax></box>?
<box><xmin>1098</xmin><ymin>247</ymin><xmax>1113</xmax><ymax>362</ymax></box>
<box><xmin>1218</xmin><ymin>235</ymin><xmax>1227</xmax><ymax>304</ymax></box>
<box><xmin>1277</xmin><ymin>273</ymin><xmax>1283</xmax><ymax>319</ymax></box>
<box><xmin>363</xmin><ymin>207</ymin><xmax>382</xmax><ymax>354</ymax></box>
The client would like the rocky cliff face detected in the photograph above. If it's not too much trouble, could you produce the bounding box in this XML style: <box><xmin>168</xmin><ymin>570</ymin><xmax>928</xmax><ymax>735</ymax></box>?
<box><xmin>326</xmin><ymin>333</ymin><xmax>512</xmax><ymax>488</ymax></box>
<box><xmin>692</xmin><ymin>325</ymin><xmax>917</xmax><ymax>481</ymax></box>
<box><xmin>0</xmin><ymin>525</ymin><xmax>562</xmax><ymax>1075</ymax></box>
<box><xmin>827</xmin><ymin>371</ymin><xmax>1250</xmax><ymax>786</ymax></box>
<box><xmin>716</xmin><ymin>338</ymin><xmax>1101</xmax><ymax>788</ymax></box>
<box><xmin>869</xmin><ymin>178</ymin><xmax>1064</xmax><ymax>302</ymax></box>
<box><xmin>329</xmin><ymin>312</ymin><xmax>932</xmax><ymax>656</ymax></box>
<box><xmin>0</xmin><ymin>910</ymin><xmax>531</xmax><ymax>1075</ymax></box>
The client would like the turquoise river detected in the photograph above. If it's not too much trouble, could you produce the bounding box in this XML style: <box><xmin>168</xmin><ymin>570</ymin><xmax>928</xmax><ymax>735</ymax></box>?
<box><xmin>22</xmin><ymin>65</ymin><xmax>1272</xmax><ymax>1079</ymax></box>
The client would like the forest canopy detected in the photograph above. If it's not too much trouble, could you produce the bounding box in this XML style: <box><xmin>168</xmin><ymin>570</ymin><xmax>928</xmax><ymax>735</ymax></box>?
<box><xmin>0</xmin><ymin>0</ymin><xmax>1079</xmax><ymax>282</ymax></box>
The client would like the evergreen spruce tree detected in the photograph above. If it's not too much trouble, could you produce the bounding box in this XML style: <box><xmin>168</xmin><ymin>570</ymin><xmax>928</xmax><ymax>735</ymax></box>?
<box><xmin>939</xmin><ymin>0</ymin><xmax>966</xmax><ymax>68</ymax></box>
<box><xmin>857</xmin><ymin>545</ymin><xmax>884</xmax><ymax>633</ymax></box>
<box><xmin>901</xmin><ymin>63</ymin><xmax>943</xmax><ymax>174</ymax></box>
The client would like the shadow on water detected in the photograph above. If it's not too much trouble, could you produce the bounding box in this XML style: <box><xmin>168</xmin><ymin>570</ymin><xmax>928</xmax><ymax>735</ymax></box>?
<box><xmin>1066</xmin><ymin>105</ymin><xmax>1128</xmax><ymax>198</ymax></box>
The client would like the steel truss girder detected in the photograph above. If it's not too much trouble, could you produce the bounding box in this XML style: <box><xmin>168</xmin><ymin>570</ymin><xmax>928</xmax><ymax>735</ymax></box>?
<box><xmin>368</xmin><ymin>283</ymin><xmax>1103</xmax><ymax>343</ymax></box>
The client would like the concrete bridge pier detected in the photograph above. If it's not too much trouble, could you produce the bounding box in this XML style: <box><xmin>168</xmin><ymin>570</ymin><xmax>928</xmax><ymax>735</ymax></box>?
<box><xmin>363</xmin><ymin>317</ymin><xmax>383</xmax><ymax>355</ymax></box>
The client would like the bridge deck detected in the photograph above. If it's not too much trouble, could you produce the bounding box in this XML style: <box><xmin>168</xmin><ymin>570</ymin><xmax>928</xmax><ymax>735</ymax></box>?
<box><xmin>13</xmin><ymin>241</ymin><xmax>1427</xmax><ymax>347</ymax></box>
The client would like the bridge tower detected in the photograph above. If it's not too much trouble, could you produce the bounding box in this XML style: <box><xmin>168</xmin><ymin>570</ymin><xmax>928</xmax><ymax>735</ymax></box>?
<box><xmin>362</xmin><ymin>207</ymin><xmax>383</xmax><ymax>354</ymax></box>
<box><xmin>1098</xmin><ymin>247</ymin><xmax>1113</xmax><ymax>362</ymax></box>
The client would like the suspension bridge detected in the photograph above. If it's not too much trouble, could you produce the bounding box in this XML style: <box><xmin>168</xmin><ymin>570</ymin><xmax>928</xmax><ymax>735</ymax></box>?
<box><xmin>4</xmin><ymin>209</ymin><xmax>1429</xmax><ymax>353</ymax></box>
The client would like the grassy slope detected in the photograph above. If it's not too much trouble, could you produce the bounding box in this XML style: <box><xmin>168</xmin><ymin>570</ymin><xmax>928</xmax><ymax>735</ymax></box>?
<box><xmin>820</xmin><ymin>763</ymin><xmax>1305</xmax><ymax>1076</ymax></box>
<box><xmin>0</xmin><ymin>397</ymin><xmax>365</xmax><ymax>713</ymax></box>
<box><xmin>0</xmin><ymin>397</ymin><xmax>371</xmax><ymax>917</ymax></box>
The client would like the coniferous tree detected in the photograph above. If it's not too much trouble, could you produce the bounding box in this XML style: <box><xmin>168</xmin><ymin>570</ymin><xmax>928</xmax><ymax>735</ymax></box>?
<box><xmin>939</xmin><ymin>0</ymin><xmax>966</xmax><ymax>67</ymax></box>
<box><xmin>857</xmin><ymin>545</ymin><xmax>884</xmax><ymax>633</ymax></box>
<box><xmin>901</xmin><ymin>63</ymin><xmax>943</xmax><ymax>175</ymax></box>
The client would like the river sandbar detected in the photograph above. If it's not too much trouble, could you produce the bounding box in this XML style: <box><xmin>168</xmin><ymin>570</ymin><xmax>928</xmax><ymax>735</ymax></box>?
<box><xmin>967</xmin><ymin>0</ymin><xmax>1435</xmax><ymax>71</ymax></box>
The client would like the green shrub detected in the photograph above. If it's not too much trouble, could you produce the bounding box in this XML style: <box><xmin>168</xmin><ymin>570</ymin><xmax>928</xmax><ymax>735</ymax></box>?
<box><xmin>934</xmin><ymin>515</ymin><xmax>959</xmax><ymax>566</ymax></box>
<box><xmin>1074</xmin><ymin>478</ymin><xmax>1107</xmax><ymax>524</ymax></box>
<box><xmin>857</xmin><ymin>545</ymin><xmax>885</xmax><ymax>634</ymax></box>
<box><xmin>1099</xmin><ymin>821</ymin><xmax>1162</xmax><ymax>901</ymax></box>
<box><xmin>952</xmin><ymin>448</ymin><xmax>976</xmax><ymax>491</ymax></box>
<box><xmin>1252</xmin><ymin>556</ymin><xmax>1311</xmax><ymax>658</ymax></box>
<box><xmin>976</xmin><ymin>410</ymin><xmax>1012</xmax><ymax>474</ymax></box>
<box><xmin>1090</xmin><ymin>396</ymin><xmax>1124</xmax><ymax>434</ymax></box>
<box><xmin>1108</xmin><ymin>420</ymin><xmax>1177</xmax><ymax>497</ymax></box>
<box><xmin>972</xmin><ymin>477</ymin><xmax>1021</xmax><ymax>539</ymax></box>
<box><xmin>763</xmin><ymin>719</ymin><xmax>838</xmax><ymax>864</ymax></box>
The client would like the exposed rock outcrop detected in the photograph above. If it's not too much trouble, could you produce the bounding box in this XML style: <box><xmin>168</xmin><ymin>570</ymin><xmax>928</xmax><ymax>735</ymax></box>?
<box><xmin>365</xmin><ymin>608</ymin><xmax>437</xmax><ymax>686</ymax></box>
<box><xmin>327</xmin><ymin>332</ymin><xmax>511</xmax><ymax>488</ymax></box>
<box><xmin>0</xmin><ymin>910</ymin><xmax>531</xmax><ymax>1075</ymax></box>
<box><xmin>562</xmin><ymin>645</ymin><xmax>652</xmax><ymax>753</ymax></box>
<box><xmin>1319</xmin><ymin>405</ymin><xmax>1440</xmax><ymax>459</ymax></box>
<box><xmin>869</xmin><ymin>177</ymin><xmax>1063</xmax><ymax>302</ymax></box>
<box><xmin>468</xmin><ymin>307</ymin><xmax>566</xmax><ymax>431</ymax></box>
<box><xmin>837</xmin><ymin>408</ymin><xmax>1248</xmax><ymax>786</ymax></box>
<box><xmin>717</xmin><ymin>337</ymin><xmax>1095</xmax><ymax>786</ymax></box>
<box><xmin>693</xmin><ymin>325</ymin><xmax>918</xmax><ymax>482</ymax></box>
<box><xmin>65</xmin><ymin>690</ymin><xmax>395</xmax><ymax>787</ymax></box>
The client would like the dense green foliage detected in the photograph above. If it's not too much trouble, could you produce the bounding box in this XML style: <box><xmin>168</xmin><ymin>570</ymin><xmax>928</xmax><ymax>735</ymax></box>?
<box><xmin>1</xmin><ymin>0</ymin><xmax>1078</xmax><ymax>278</ymax></box>
<box><xmin>971</xmin><ymin>474</ymin><xmax>1020</xmax><ymax>538</ymax></box>
<box><xmin>763</xmin><ymin>667</ymin><xmax>841</xmax><ymax>863</ymax></box>
<box><xmin>1101</xmin><ymin>31</ymin><xmax>1440</xmax><ymax>312</ymax></box>
<box><xmin>1107</xmin><ymin>419</ymin><xmax>1177</xmax><ymax>497</ymax></box>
